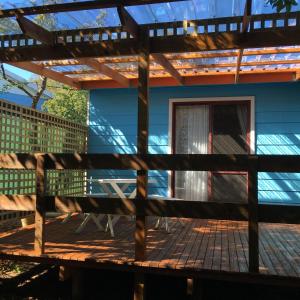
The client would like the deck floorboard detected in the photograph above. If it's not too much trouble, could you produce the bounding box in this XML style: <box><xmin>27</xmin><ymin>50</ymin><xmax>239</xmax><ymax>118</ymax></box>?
<box><xmin>1</xmin><ymin>216</ymin><xmax>300</xmax><ymax>278</ymax></box>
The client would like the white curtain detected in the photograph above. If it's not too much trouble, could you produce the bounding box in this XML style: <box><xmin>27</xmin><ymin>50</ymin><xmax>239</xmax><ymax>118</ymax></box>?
<box><xmin>175</xmin><ymin>105</ymin><xmax>209</xmax><ymax>201</ymax></box>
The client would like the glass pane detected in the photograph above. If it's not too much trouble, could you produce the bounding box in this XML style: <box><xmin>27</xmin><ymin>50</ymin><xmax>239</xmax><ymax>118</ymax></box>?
<box><xmin>212</xmin><ymin>103</ymin><xmax>248</xmax><ymax>154</ymax></box>
<box><xmin>174</xmin><ymin>105</ymin><xmax>209</xmax><ymax>201</ymax></box>
<box><xmin>212</xmin><ymin>173</ymin><xmax>247</xmax><ymax>203</ymax></box>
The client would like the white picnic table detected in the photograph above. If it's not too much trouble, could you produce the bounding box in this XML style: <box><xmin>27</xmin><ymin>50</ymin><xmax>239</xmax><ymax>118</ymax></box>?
<box><xmin>75</xmin><ymin>178</ymin><xmax>157</xmax><ymax>237</ymax></box>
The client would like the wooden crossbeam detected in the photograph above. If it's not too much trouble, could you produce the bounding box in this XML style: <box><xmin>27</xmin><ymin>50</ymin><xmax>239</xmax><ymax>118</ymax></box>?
<box><xmin>117</xmin><ymin>5</ymin><xmax>184</xmax><ymax>85</ymax></box>
<box><xmin>36</xmin><ymin>48</ymin><xmax>300</xmax><ymax>67</ymax></box>
<box><xmin>151</xmin><ymin>53</ymin><xmax>184</xmax><ymax>85</ymax></box>
<box><xmin>117</xmin><ymin>6</ymin><xmax>139</xmax><ymax>39</ymax></box>
<box><xmin>10</xmin><ymin>62</ymin><xmax>81</xmax><ymax>89</ymax></box>
<box><xmin>0</xmin><ymin>0</ymin><xmax>186</xmax><ymax>18</ymax></box>
<box><xmin>61</xmin><ymin>58</ymin><xmax>300</xmax><ymax>75</ymax></box>
<box><xmin>81</xmin><ymin>58</ymin><xmax>130</xmax><ymax>87</ymax></box>
<box><xmin>2</xmin><ymin>28</ymin><xmax>300</xmax><ymax>62</ymax></box>
<box><xmin>235</xmin><ymin>0</ymin><xmax>252</xmax><ymax>83</ymax></box>
<box><xmin>16</xmin><ymin>15</ymin><xmax>54</xmax><ymax>46</ymax></box>
<box><xmin>235</xmin><ymin>49</ymin><xmax>244</xmax><ymax>83</ymax></box>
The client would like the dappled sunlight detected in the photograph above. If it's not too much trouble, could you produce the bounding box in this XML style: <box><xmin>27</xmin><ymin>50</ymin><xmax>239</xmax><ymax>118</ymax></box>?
<box><xmin>2</xmin><ymin>216</ymin><xmax>300</xmax><ymax>277</ymax></box>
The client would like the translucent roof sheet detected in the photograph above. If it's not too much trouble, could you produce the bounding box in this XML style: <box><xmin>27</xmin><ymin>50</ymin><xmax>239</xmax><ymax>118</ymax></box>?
<box><xmin>1</xmin><ymin>0</ymin><xmax>300</xmax><ymax>34</ymax></box>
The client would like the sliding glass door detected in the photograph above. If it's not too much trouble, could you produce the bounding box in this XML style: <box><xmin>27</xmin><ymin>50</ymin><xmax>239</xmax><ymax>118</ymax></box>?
<box><xmin>173</xmin><ymin>101</ymin><xmax>250</xmax><ymax>203</ymax></box>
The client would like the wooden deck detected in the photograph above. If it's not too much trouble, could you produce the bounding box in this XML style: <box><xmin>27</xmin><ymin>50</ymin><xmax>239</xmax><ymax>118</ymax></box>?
<box><xmin>0</xmin><ymin>215</ymin><xmax>300</xmax><ymax>279</ymax></box>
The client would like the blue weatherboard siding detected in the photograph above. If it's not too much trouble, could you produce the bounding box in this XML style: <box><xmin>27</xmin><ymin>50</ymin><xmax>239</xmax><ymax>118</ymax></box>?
<box><xmin>89</xmin><ymin>82</ymin><xmax>300</xmax><ymax>204</ymax></box>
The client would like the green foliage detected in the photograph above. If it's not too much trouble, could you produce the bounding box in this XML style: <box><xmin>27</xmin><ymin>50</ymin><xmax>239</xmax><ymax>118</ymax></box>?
<box><xmin>42</xmin><ymin>81</ymin><xmax>88</xmax><ymax>125</ymax></box>
<box><xmin>266</xmin><ymin>0</ymin><xmax>298</xmax><ymax>12</ymax></box>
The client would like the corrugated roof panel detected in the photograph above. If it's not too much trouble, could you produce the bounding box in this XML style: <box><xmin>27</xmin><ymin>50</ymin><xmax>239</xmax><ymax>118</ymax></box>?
<box><xmin>2</xmin><ymin>0</ymin><xmax>300</xmax><ymax>33</ymax></box>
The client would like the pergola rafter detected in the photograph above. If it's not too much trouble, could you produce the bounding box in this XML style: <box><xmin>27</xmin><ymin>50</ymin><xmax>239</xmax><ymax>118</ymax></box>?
<box><xmin>235</xmin><ymin>0</ymin><xmax>252</xmax><ymax>84</ymax></box>
<box><xmin>117</xmin><ymin>5</ymin><xmax>184</xmax><ymax>85</ymax></box>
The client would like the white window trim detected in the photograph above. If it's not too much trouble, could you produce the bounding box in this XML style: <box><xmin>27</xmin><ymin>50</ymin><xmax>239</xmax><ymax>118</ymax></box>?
<box><xmin>167</xmin><ymin>96</ymin><xmax>256</xmax><ymax>196</ymax></box>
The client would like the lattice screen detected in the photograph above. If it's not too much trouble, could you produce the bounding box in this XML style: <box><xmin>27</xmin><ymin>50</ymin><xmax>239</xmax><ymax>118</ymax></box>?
<box><xmin>0</xmin><ymin>98</ymin><xmax>88</xmax><ymax>196</ymax></box>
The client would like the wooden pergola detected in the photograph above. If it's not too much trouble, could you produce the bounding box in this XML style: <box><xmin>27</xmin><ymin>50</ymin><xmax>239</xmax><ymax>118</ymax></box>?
<box><xmin>1</xmin><ymin>1</ymin><xmax>300</xmax><ymax>298</ymax></box>
<box><xmin>1</xmin><ymin>0</ymin><xmax>300</xmax><ymax>89</ymax></box>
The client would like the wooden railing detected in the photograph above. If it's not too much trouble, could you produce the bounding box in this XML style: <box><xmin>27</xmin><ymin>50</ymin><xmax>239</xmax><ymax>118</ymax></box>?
<box><xmin>0</xmin><ymin>11</ymin><xmax>299</xmax><ymax>48</ymax></box>
<box><xmin>1</xmin><ymin>153</ymin><xmax>300</xmax><ymax>273</ymax></box>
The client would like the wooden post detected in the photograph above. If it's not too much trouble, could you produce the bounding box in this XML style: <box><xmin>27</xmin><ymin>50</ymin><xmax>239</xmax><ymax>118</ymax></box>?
<box><xmin>134</xmin><ymin>273</ymin><xmax>145</xmax><ymax>300</ymax></box>
<box><xmin>248</xmin><ymin>156</ymin><xmax>259</xmax><ymax>273</ymax></box>
<box><xmin>133</xmin><ymin>29</ymin><xmax>149</xmax><ymax>300</ymax></box>
<box><xmin>72</xmin><ymin>268</ymin><xmax>84</xmax><ymax>300</ymax></box>
<box><xmin>34</xmin><ymin>154</ymin><xmax>46</xmax><ymax>255</ymax></box>
<box><xmin>135</xmin><ymin>29</ymin><xmax>150</xmax><ymax>262</ymax></box>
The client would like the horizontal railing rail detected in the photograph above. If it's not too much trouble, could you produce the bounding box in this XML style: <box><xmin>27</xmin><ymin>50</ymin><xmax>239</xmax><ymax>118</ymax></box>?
<box><xmin>1</xmin><ymin>153</ymin><xmax>300</xmax><ymax>172</ymax></box>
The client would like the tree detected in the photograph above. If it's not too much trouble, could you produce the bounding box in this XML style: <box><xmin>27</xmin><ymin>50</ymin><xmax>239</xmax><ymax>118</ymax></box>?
<box><xmin>266</xmin><ymin>0</ymin><xmax>298</xmax><ymax>12</ymax></box>
<box><xmin>0</xmin><ymin>0</ymin><xmax>106</xmax><ymax>110</ymax></box>
<box><xmin>42</xmin><ymin>80</ymin><xmax>88</xmax><ymax>125</ymax></box>
<box><xmin>0</xmin><ymin>63</ymin><xmax>47</xmax><ymax>109</ymax></box>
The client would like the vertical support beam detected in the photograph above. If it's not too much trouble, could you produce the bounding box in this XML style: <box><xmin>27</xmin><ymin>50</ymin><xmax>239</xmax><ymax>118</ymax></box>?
<box><xmin>72</xmin><ymin>267</ymin><xmax>84</xmax><ymax>300</ymax></box>
<box><xmin>135</xmin><ymin>29</ymin><xmax>150</xmax><ymax>262</ymax></box>
<box><xmin>235</xmin><ymin>0</ymin><xmax>252</xmax><ymax>84</ymax></box>
<box><xmin>34</xmin><ymin>154</ymin><xmax>46</xmax><ymax>255</ymax></box>
<box><xmin>134</xmin><ymin>273</ymin><xmax>145</xmax><ymax>300</ymax></box>
<box><xmin>248</xmin><ymin>156</ymin><xmax>259</xmax><ymax>273</ymax></box>
<box><xmin>134</xmin><ymin>28</ymin><xmax>149</xmax><ymax>300</ymax></box>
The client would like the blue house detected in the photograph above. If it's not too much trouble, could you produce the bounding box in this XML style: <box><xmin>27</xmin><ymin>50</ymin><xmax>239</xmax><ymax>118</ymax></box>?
<box><xmin>88</xmin><ymin>81</ymin><xmax>300</xmax><ymax>205</ymax></box>
<box><xmin>4</xmin><ymin>0</ymin><xmax>300</xmax><ymax>294</ymax></box>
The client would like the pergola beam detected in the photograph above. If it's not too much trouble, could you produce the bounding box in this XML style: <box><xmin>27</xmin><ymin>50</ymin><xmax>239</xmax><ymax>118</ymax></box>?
<box><xmin>82</xmin><ymin>58</ymin><xmax>130</xmax><ymax>87</ymax></box>
<box><xmin>0</xmin><ymin>0</ymin><xmax>186</xmax><ymax>19</ymax></box>
<box><xmin>36</xmin><ymin>48</ymin><xmax>300</xmax><ymax>67</ymax></box>
<box><xmin>61</xmin><ymin>58</ymin><xmax>300</xmax><ymax>75</ymax></box>
<box><xmin>9</xmin><ymin>62</ymin><xmax>81</xmax><ymax>89</ymax></box>
<box><xmin>2</xmin><ymin>28</ymin><xmax>300</xmax><ymax>62</ymax></box>
<box><xmin>117</xmin><ymin>5</ymin><xmax>184</xmax><ymax>85</ymax></box>
<box><xmin>16</xmin><ymin>16</ymin><xmax>54</xmax><ymax>46</ymax></box>
<box><xmin>235</xmin><ymin>0</ymin><xmax>252</xmax><ymax>83</ymax></box>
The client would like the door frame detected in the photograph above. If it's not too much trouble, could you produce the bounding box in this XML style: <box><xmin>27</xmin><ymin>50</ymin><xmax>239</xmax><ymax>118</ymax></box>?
<box><xmin>167</xmin><ymin>96</ymin><xmax>255</xmax><ymax>197</ymax></box>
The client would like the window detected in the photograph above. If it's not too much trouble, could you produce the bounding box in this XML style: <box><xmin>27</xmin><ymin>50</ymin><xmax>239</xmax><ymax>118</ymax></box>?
<box><xmin>172</xmin><ymin>100</ymin><xmax>251</xmax><ymax>203</ymax></box>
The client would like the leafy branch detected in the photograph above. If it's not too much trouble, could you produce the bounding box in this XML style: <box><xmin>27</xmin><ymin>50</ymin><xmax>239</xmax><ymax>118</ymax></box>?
<box><xmin>266</xmin><ymin>0</ymin><xmax>298</xmax><ymax>12</ymax></box>
<box><xmin>0</xmin><ymin>63</ymin><xmax>47</xmax><ymax>109</ymax></box>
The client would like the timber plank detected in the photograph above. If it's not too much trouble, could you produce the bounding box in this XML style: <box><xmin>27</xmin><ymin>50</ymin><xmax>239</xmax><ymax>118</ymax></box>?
<box><xmin>203</xmin><ymin>220</ymin><xmax>218</xmax><ymax>271</ymax></box>
<box><xmin>258</xmin><ymin>225</ymin><xmax>276</xmax><ymax>275</ymax></box>
<box><xmin>144</xmin><ymin>218</ymin><xmax>181</xmax><ymax>268</ymax></box>
<box><xmin>220</xmin><ymin>220</ymin><xmax>230</xmax><ymax>272</ymax></box>
<box><xmin>233</xmin><ymin>221</ymin><xmax>248</xmax><ymax>272</ymax></box>
<box><xmin>193</xmin><ymin>219</ymin><xmax>211</xmax><ymax>270</ymax></box>
<box><xmin>185</xmin><ymin>219</ymin><xmax>207</xmax><ymax>269</ymax></box>
<box><xmin>226</xmin><ymin>221</ymin><xmax>239</xmax><ymax>273</ymax></box>
<box><xmin>263</xmin><ymin>224</ymin><xmax>297</xmax><ymax>276</ymax></box>
<box><xmin>158</xmin><ymin>218</ymin><xmax>192</xmax><ymax>269</ymax></box>
<box><xmin>1</xmin><ymin>218</ymin><xmax>300</xmax><ymax>280</ymax></box>
<box><xmin>259</xmin><ymin>225</ymin><xmax>287</xmax><ymax>276</ymax></box>
<box><xmin>176</xmin><ymin>219</ymin><xmax>199</xmax><ymax>269</ymax></box>
<box><xmin>238</xmin><ymin>221</ymin><xmax>250</xmax><ymax>271</ymax></box>
<box><xmin>265</xmin><ymin>224</ymin><xmax>300</xmax><ymax>276</ymax></box>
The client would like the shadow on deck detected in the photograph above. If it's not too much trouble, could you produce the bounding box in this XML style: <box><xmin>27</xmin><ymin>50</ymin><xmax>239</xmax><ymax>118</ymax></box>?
<box><xmin>0</xmin><ymin>216</ymin><xmax>299</xmax><ymax>278</ymax></box>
